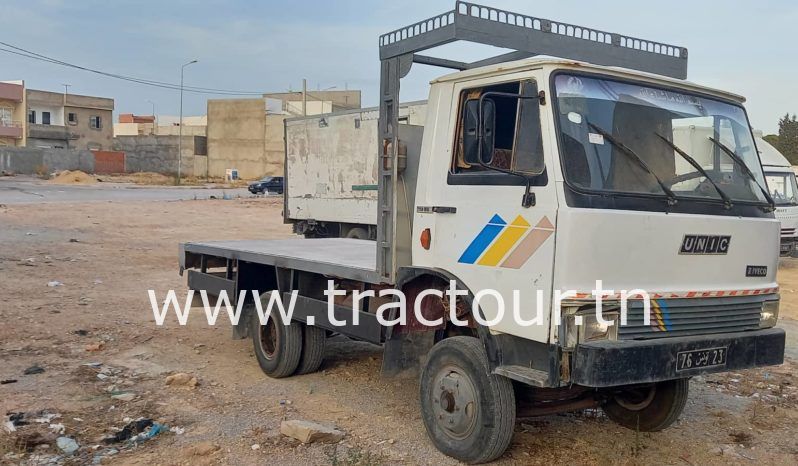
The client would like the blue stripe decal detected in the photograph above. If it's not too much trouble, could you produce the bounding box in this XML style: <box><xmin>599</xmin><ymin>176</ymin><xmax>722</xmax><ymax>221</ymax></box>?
<box><xmin>657</xmin><ymin>299</ymin><xmax>673</xmax><ymax>331</ymax></box>
<box><xmin>458</xmin><ymin>215</ymin><xmax>507</xmax><ymax>264</ymax></box>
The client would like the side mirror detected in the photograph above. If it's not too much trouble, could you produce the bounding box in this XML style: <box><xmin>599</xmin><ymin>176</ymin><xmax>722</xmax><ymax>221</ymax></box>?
<box><xmin>462</xmin><ymin>98</ymin><xmax>496</xmax><ymax>165</ymax></box>
<box><xmin>512</xmin><ymin>80</ymin><xmax>545</xmax><ymax>175</ymax></box>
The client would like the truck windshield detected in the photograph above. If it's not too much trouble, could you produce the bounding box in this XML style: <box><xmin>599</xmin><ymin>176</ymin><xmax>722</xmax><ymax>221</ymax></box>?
<box><xmin>554</xmin><ymin>74</ymin><xmax>769</xmax><ymax>206</ymax></box>
<box><xmin>765</xmin><ymin>171</ymin><xmax>798</xmax><ymax>206</ymax></box>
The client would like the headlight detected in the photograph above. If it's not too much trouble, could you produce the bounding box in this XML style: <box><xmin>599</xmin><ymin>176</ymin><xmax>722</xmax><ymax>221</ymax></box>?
<box><xmin>564</xmin><ymin>310</ymin><xmax>619</xmax><ymax>347</ymax></box>
<box><xmin>578</xmin><ymin>312</ymin><xmax>619</xmax><ymax>342</ymax></box>
<box><xmin>760</xmin><ymin>299</ymin><xmax>780</xmax><ymax>328</ymax></box>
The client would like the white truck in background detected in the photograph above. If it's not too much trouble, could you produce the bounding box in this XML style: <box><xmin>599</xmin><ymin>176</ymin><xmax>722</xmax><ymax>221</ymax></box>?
<box><xmin>756</xmin><ymin>131</ymin><xmax>798</xmax><ymax>256</ymax></box>
<box><xmin>284</xmin><ymin>102</ymin><xmax>427</xmax><ymax>240</ymax></box>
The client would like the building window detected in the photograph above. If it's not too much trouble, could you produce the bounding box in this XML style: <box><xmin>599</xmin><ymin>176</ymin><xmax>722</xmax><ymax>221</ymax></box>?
<box><xmin>90</xmin><ymin>115</ymin><xmax>102</xmax><ymax>129</ymax></box>
<box><xmin>0</xmin><ymin>107</ymin><xmax>11</xmax><ymax>125</ymax></box>
<box><xmin>42</xmin><ymin>111</ymin><xmax>51</xmax><ymax>125</ymax></box>
<box><xmin>68</xmin><ymin>113</ymin><xmax>77</xmax><ymax>125</ymax></box>
<box><xmin>28</xmin><ymin>110</ymin><xmax>36</xmax><ymax>124</ymax></box>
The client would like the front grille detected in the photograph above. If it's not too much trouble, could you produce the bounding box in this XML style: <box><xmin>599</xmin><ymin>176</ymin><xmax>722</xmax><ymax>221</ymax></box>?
<box><xmin>618</xmin><ymin>295</ymin><xmax>765</xmax><ymax>340</ymax></box>
<box><xmin>781</xmin><ymin>228</ymin><xmax>796</xmax><ymax>237</ymax></box>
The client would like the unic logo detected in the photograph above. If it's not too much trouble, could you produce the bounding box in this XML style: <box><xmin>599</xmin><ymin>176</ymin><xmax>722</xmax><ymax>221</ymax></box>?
<box><xmin>458</xmin><ymin>214</ymin><xmax>554</xmax><ymax>268</ymax></box>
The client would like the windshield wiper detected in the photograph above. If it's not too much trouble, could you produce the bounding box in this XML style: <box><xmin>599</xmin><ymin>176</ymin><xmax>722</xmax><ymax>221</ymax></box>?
<box><xmin>655</xmin><ymin>133</ymin><xmax>733</xmax><ymax>209</ymax></box>
<box><xmin>707</xmin><ymin>136</ymin><xmax>775</xmax><ymax>211</ymax></box>
<box><xmin>588</xmin><ymin>123</ymin><xmax>678</xmax><ymax>205</ymax></box>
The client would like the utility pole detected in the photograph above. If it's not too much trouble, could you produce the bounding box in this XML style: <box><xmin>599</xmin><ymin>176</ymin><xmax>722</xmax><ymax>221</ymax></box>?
<box><xmin>177</xmin><ymin>59</ymin><xmax>198</xmax><ymax>185</ymax></box>
<box><xmin>302</xmin><ymin>78</ymin><xmax>307</xmax><ymax>116</ymax></box>
<box><xmin>62</xmin><ymin>84</ymin><xmax>71</xmax><ymax>149</ymax></box>
<box><xmin>146</xmin><ymin>99</ymin><xmax>156</xmax><ymax>135</ymax></box>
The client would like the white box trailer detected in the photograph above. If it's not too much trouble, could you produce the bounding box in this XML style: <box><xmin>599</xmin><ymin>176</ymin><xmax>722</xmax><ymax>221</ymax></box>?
<box><xmin>284</xmin><ymin>102</ymin><xmax>427</xmax><ymax>239</ymax></box>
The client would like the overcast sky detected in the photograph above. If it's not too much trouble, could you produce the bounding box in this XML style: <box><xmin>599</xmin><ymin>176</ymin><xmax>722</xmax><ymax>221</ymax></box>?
<box><xmin>2</xmin><ymin>0</ymin><xmax>795</xmax><ymax>133</ymax></box>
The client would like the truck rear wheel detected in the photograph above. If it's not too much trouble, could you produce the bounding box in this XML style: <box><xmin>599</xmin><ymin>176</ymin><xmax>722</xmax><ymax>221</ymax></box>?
<box><xmin>344</xmin><ymin>227</ymin><xmax>368</xmax><ymax>240</ymax></box>
<box><xmin>603</xmin><ymin>378</ymin><xmax>689</xmax><ymax>431</ymax></box>
<box><xmin>295</xmin><ymin>324</ymin><xmax>326</xmax><ymax>375</ymax></box>
<box><xmin>250</xmin><ymin>297</ymin><xmax>302</xmax><ymax>378</ymax></box>
<box><xmin>420</xmin><ymin>336</ymin><xmax>515</xmax><ymax>464</ymax></box>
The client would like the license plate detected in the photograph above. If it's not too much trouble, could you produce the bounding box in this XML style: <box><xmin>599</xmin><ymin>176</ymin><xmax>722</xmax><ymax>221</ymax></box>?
<box><xmin>781</xmin><ymin>243</ymin><xmax>792</xmax><ymax>253</ymax></box>
<box><xmin>675</xmin><ymin>347</ymin><xmax>727</xmax><ymax>372</ymax></box>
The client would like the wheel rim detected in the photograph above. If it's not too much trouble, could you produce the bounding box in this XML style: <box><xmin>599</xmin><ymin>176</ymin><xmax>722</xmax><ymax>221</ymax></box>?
<box><xmin>614</xmin><ymin>385</ymin><xmax>657</xmax><ymax>411</ymax></box>
<box><xmin>430</xmin><ymin>364</ymin><xmax>479</xmax><ymax>440</ymax></box>
<box><xmin>258</xmin><ymin>316</ymin><xmax>279</xmax><ymax>360</ymax></box>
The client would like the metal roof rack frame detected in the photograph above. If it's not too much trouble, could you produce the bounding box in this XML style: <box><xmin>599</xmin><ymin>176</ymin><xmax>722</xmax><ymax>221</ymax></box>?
<box><xmin>379</xmin><ymin>1</ymin><xmax>687</xmax><ymax>78</ymax></box>
<box><xmin>375</xmin><ymin>2</ymin><xmax>688</xmax><ymax>282</ymax></box>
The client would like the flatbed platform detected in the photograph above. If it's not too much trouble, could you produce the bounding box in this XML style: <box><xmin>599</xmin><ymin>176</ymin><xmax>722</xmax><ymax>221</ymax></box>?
<box><xmin>180</xmin><ymin>238</ymin><xmax>382</xmax><ymax>283</ymax></box>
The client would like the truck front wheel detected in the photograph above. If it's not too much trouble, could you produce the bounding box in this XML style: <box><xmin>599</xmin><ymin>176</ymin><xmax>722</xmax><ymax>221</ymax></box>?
<box><xmin>420</xmin><ymin>336</ymin><xmax>516</xmax><ymax>464</ymax></box>
<box><xmin>250</xmin><ymin>298</ymin><xmax>302</xmax><ymax>378</ymax></box>
<box><xmin>602</xmin><ymin>378</ymin><xmax>689</xmax><ymax>431</ymax></box>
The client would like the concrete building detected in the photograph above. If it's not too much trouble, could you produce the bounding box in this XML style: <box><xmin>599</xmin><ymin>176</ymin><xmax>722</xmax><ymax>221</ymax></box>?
<box><xmin>206</xmin><ymin>90</ymin><xmax>361</xmax><ymax>179</ymax></box>
<box><xmin>154</xmin><ymin>115</ymin><xmax>207</xmax><ymax>136</ymax></box>
<box><xmin>26</xmin><ymin>89</ymin><xmax>114</xmax><ymax>150</ymax></box>
<box><xmin>114</xmin><ymin>114</ymin><xmax>207</xmax><ymax>137</ymax></box>
<box><xmin>114</xmin><ymin>114</ymin><xmax>156</xmax><ymax>136</ymax></box>
<box><xmin>0</xmin><ymin>81</ymin><xmax>26</xmax><ymax>147</ymax></box>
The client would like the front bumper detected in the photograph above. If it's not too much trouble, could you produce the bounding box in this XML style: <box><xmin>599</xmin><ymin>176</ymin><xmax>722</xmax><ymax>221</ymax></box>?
<box><xmin>571</xmin><ymin>328</ymin><xmax>785</xmax><ymax>387</ymax></box>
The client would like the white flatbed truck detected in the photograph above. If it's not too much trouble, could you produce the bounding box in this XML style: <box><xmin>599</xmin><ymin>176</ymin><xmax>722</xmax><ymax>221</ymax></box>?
<box><xmin>180</xmin><ymin>2</ymin><xmax>786</xmax><ymax>462</ymax></box>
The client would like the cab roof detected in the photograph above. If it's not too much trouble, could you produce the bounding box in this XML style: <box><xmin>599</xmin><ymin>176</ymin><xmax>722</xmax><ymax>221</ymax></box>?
<box><xmin>431</xmin><ymin>56</ymin><xmax>745</xmax><ymax>104</ymax></box>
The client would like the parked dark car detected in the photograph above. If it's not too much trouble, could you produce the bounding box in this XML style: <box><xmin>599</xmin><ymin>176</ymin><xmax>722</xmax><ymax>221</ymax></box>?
<box><xmin>248</xmin><ymin>176</ymin><xmax>284</xmax><ymax>195</ymax></box>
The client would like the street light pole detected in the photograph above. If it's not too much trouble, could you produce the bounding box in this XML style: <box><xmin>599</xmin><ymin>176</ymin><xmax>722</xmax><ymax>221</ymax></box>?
<box><xmin>177</xmin><ymin>59</ymin><xmax>198</xmax><ymax>185</ymax></box>
<box><xmin>146</xmin><ymin>99</ymin><xmax>156</xmax><ymax>135</ymax></box>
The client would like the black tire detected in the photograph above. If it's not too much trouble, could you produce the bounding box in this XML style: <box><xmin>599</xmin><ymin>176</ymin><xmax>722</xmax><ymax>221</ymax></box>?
<box><xmin>344</xmin><ymin>227</ymin><xmax>368</xmax><ymax>240</ymax></box>
<box><xmin>295</xmin><ymin>324</ymin><xmax>326</xmax><ymax>375</ymax></box>
<box><xmin>250</xmin><ymin>293</ymin><xmax>302</xmax><ymax>378</ymax></box>
<box><xmin>603</xmin><ymin>378</ymin><xmax>689</xmax><ymax>431</ymax></box>
<box><xmin>420</xmin><ymin>336</ymin><xmax>515</xmax><ymax>464</ymax></box>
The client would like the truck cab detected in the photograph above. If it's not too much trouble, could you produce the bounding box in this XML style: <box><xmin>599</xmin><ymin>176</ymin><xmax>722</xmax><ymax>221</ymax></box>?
<box><xmin>757</xmin><ymin>133</ymin><xmax>798</xmax><ymax>256</ymax></box>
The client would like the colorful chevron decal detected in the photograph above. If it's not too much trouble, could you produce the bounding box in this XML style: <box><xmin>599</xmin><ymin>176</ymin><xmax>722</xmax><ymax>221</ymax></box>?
<box><xmin>458</xmin><ymin>214</ymin><xmax>554</xmax><ymax>268</ymax></box>
<box><xmin>650</xmin><ymin>300</ymin><xmax>672</xmax><ymax>332</ymax></box>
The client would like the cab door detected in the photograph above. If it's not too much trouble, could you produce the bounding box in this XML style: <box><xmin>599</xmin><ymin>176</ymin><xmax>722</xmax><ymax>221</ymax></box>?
<box><xmin>414</xmin><ymin>72</ymin><xmax>558</xmax><ymax>344</ymax></box>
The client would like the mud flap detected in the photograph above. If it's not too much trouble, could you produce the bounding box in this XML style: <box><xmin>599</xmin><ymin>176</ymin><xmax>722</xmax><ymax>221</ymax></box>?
<box><xmin>381</xmin><ymin>331</ymin><xmax>436</xmax><ymax>378</ymax></box>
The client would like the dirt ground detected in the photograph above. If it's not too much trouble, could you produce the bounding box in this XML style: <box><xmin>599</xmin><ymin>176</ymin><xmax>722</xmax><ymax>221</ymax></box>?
<box><xmin>0</xmin><ymin>195</ymin><xmax>796</xmax><ymax>465</ymax></box>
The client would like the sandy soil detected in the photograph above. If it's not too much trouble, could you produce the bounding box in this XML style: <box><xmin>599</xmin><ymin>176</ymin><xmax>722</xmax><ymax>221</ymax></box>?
<box><xmin>0</xmin><ymin>197</ymin><xmax>796</xmax><ymax>465</ymax></box>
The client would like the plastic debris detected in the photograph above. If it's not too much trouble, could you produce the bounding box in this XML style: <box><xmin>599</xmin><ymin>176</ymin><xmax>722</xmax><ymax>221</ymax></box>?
<box><xmin>47</xmin><ymin>281</ymin><xmax>63</xmax><ymax>287</ymax></box>
<box><xmin>49</xmin><ymin>423</ymin><xmax>65</xmax><ymax>434</ymax></box>
<box><xmin>103</xmin><ymin>418</ymin><xmax>153</xmax><ymax>443</ymax></box>
<box><xmin>130</xmin><ymin>422</ymin><xmax>166</xmax><ymax>443</ymax></box>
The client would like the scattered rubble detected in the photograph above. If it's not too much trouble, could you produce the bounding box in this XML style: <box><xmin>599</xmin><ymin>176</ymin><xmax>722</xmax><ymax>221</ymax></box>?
<box><xmin>280</xmin><ymin>419</ymin><xmax>345</xmax><ymax>444</ymax></box>
<box><xmin>85</xmin><ymin>342</ymin><xmax>105</xmax><ymax>352</ymax></box>
<box><xmin>184</xmin><ymin>441</ymin><xmax>221</xmax><ymax>457</ymax></box>
<box><xmin>165</xmin><ymin>372</ymin><xmax>199</xmax><ymax>388</ymax></box>
<box><xmin>56</xmin><ymin>436</ymin><xmax>79</xmax><ymax>454</ymax></box>
<box><xmin>23</xmin><ymin>365</ymin><xmax>45</xmax><ymax>375</ymax></box>
<box><xmin>110</xmin><ymin>391</ymin><xmax>136</xmax><ymax>402</ymax></box>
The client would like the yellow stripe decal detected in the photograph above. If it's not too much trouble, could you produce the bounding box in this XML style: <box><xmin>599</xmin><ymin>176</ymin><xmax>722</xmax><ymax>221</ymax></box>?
<box><xmin>477</xmin><ymin>216</ymin><xmax>530</xmax><ymax>266</ymax></box>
